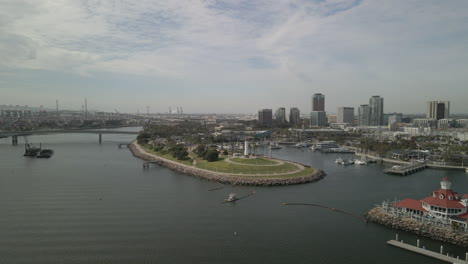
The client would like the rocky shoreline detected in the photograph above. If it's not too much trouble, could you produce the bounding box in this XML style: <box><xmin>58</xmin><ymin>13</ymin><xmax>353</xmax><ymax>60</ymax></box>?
<box><xmin>367</xmin><ymin>206</ymin><xmax>468</xmax><ymax>247</ymax></box>
<box><xmin>128</xmin><ymin>141</ymin><xmax>326</xmax><ymax>186</ymax></box>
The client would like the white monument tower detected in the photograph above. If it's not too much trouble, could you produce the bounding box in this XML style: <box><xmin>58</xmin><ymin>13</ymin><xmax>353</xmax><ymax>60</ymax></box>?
<box><xmin>244</xmin><ymin>141</ymin><xmax>249</xmax><ymax>156</ymax></box>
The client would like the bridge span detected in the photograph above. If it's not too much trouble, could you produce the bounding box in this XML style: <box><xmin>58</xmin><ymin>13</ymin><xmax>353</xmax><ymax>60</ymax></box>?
<box><xmin>1</xmin><ymin>129</ymin><xmax>140</xmax><ymax>144</ymax></box>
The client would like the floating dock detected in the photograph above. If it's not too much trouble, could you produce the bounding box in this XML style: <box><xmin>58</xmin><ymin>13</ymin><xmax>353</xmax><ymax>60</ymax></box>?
<box><xmin>384</xmin><ymin>162</ymin><xmax>427</xmax><ymax>175</ymax></box>
<box><xmin>388</xmin><ymin>235</ymin><xmax>468</xmax><ymax>263</ymax></box>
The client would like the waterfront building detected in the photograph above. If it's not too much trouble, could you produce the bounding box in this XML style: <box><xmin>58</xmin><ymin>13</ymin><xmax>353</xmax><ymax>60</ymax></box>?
<box><xmin>403</xmin><ymin>127</ymin><xmax>432</xmax><ymax>136</ymax></box>
<box><xmin>437</xmin><ymin>119</ymin><xmax>456</xmax><ymax>130</ymax></box>
<box><xmin>289</xmin><ymin>107</ymin><xmax>300</xmax><ymax>127</ymax></box>
<box><xmin>369</xmin><ymin>96</ymin><xmax>384</xmax><ymax>126</ymax></box>
<box><xmin>392</xmin><ymin>178</ymin><xmax>468</xmax><ymax>230</ymax></box>
<box><xmin>358</xmin><ymin>104</ymin><xmax>370</xmax><ymax>126</ymax></box>
<box><xmin>427</xmin><ymin>101</ymin><xmax>450</xmax><ymax>120</ymax></box>
<box><xmin>337</xmin><ymin>107</ymin><xmax>354</xmax><ymax>124</ymax></box>
<box><xmin>413</xmin><ymin>118</ymin><xmax>437</xmax><ymax>128</ymax></box>
<box><xmin>456</xmin><ymin>119</ymin><xmax>468</xmax><ymax>129</ymax></box>
<box><xmin>274</xmin><ymin>107</ymin><xmax>286</xmax><ymax>123</ymax></box>
<box><xmin>312</xmin><ymin>93</ymin><xmax>325</xmax><ymax>111</ymax></box>
<box><xmin>258</xmin><ymin>109</ymin><xmax>273</xmax><ymax>127</ymax></box>
<box><xmin>310</xmin><ymin>111</ymin><xmax>326</xmax><ymax>127</ymax></box>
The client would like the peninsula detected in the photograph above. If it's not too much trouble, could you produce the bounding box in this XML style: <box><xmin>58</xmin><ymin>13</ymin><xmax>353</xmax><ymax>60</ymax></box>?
<box><xmin>129</xmin><ymin>141</ymin><xmax>325</xmax><ymax>186</ymax></box>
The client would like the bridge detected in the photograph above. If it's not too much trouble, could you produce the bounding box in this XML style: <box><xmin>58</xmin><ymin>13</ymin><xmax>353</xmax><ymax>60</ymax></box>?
<box><xmin>1</xmin><ymin>129</ymin><xmax>140</xmax><ymax>144</ymax></box>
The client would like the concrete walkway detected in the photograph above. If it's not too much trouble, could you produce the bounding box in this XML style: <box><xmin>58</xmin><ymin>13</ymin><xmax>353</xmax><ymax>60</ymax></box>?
<box><xmin>224</xmin><ymin>157</ymin><xmax>284</xmax><ymax>166</ymax></box>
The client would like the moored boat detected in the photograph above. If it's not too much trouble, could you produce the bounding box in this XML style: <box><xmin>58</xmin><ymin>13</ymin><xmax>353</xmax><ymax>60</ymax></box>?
<box><xmin>225</xmin><ymin>193</ymin><xmax>237</xmax><ymax>202</ymax></box>
<box><xmin>37</xmin><ymin>149</ymin><xmax>54</xmax><ymax>158</ymax></box>
<box><xmin>269</xmin><ymin>142</ymin><xmax>281</xmax><ymax>150</ymax></box>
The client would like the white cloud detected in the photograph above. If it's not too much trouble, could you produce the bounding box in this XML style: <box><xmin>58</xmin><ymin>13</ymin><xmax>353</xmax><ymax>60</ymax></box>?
<box><xmin>0</xmin><ymin>0</ymin><xmax>468</xmax><ymax>113</ymax></box>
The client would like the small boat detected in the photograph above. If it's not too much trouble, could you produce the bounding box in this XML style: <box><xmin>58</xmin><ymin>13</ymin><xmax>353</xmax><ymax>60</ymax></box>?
<box><xmin>269</xmin><ymin>142</ymin><xmax>281</xmax><ymax>150</ymax></box>
<box><xmin>343</xmin><ymin>159</ymin><xmax>354</xmax><ymax>165</ymax></box>
<box><xmin>225</xmin><ymin>193</ymin><xmax>237</xmax><ymax>202</ymax></box>
<box><xmin>335</xmin><ymin>157</ymin><xmax>344</xmax><ymax>164</ymax></box>
<box><xmin>37</xmin><ymin>149</ymin><xmax>54</xmax><ymax>158</ymax></box>
<box><xmin>465</xmin><ymin>168</ymin><xmax>468</xmax><ymax>173</ymax></box>
<box><xmin>292</xmin><ymin>142</ymin><xmax>311</xmax><ymax>148</ymax></box>
<box><xmin>355</xmin><ymin>156</ymin><xmax>367</xmax><ymax>165</ymax></box>
<box><xmin>391</xmin><ymin>165</ymin><xmax>402</xmax><ymax>170</ymax></box>
<box><xmin>355</xmin><ymin>160</ymin><xmax>367</xmax><ymax>165</ymax></box>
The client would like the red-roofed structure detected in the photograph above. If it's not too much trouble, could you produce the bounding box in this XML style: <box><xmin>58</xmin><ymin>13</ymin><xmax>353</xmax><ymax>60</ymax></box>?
<box><xmin>392</xmin><ymin>178</ymin><xmax>468</xmax><ymax>230</ymax></box>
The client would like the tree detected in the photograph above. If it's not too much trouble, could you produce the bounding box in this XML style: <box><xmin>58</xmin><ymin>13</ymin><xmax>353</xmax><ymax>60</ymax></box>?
<box><xmin>194</xmin><ymin>144</ymin><xmax>207</xmax><ymax>158</ymax></box>
<box><xmin>169</xmin><ymin>144</ymin><xmax>189</xmax><ymax>160</ymax></box>
<box><xmin>204</xmin><ymin>149</ymin><xmax>219</xmax><ymax>162</ymax></box>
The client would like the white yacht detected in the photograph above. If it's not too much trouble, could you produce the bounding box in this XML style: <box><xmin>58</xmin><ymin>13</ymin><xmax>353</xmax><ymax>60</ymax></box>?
<box><xmin>311</xmin><ymin>141</ymin><xmax>340</xmax><ymax>151</ymax></box>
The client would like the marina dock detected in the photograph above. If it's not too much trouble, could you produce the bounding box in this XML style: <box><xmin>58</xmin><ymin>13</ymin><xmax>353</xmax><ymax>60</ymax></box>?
<box><xmin>387</xmin><ymin>236</ymin><xmax>468</xmax><ymax>263</ymax></box>
<box><xmin>384</xmin><ymin>162</ymin><xmax>427</xmax><ymax>175</ymax></box>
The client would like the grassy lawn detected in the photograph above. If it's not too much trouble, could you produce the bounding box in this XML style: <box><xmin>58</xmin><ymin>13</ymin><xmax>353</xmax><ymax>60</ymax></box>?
<box><xmin>196</xmin><ymin>159</ymin><xmax>298</xmax><ymax>174</ymax></box>
<box><xmin>142</xmin><ymin>145</ymin><xmax>193</xmax><ymax>166</ymax></box>
<box><xmin>230</xmin><ymin>157</ymin><xmax>278</xmax><ymax>165</ymax></box>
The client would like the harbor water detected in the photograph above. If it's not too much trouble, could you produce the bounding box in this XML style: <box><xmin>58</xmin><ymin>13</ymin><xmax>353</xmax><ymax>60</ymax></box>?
<box><xmin>0</xmin><ymin>129</ymin><xmax>467</xmax><ymax>264</ymax></box>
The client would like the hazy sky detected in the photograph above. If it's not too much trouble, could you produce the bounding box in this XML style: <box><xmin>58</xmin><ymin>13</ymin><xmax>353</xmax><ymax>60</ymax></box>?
<box><xmin>1</xmin><ymin>0</ymin><xmax>467</xmax><ymax>114</ymax></box>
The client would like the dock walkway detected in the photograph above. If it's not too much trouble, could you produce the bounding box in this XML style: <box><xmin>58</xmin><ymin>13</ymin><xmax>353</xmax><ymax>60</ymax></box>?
<box><xmin>384</xmin><ymin>162</ymin><xmax>427</xmax><ymax>175</ymax></box>
<box><xmin>387</xmin><ymin>239</ymin><xmax>467</xmax><ymax>263</ymax></box>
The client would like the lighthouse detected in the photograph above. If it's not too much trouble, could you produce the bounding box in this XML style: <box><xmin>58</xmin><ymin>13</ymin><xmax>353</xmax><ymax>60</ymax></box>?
<box><xmin>244</xmin><ymin>141</ymin><xmax>249</xmax><ymax>157</ymax></box>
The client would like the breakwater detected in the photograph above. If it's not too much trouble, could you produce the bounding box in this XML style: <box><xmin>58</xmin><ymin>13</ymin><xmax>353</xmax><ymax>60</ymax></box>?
<box><xmin>128</xmin><ymin>141</ymin><xmax>326</xmax><ymax>186</ymax></box>
<box><xmin>367</xmin><ymin>206</ymin><xmax>468</xmax><ymax>247</ymax></box>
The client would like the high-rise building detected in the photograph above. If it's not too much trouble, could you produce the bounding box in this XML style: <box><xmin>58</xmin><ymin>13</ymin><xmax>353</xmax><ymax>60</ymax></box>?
<box><xmin>274</xmin><ymin>107</ymin><xmax>286</xmax><ymax>123</ymax></box>
<box><xmin>312</xmin><ymin>93</ymin><xmax>325</xmax><ymax>111</ymax></box>
<box><xmin>384</xmin><ymin>113</ymin><xmax>403</xmax><ymax>125</ymax></box>
<box><xmin>427</xmin><ymin>101</ymin><xmax>450</xmax><ymax>120</ymax></box>
<box><xmin>358</xmin><ymin>104</ymin><xmax>370</xmax><ymax>126</ymax></box>
<box><xmin>337</xmin><ymin>107</ymin><xmax>354</xmax><ymax>124</ymax></box>
<box><xmin>369</xmin><ymin>96</ymin><xmax>384</xmax><ymax>126</ymax></box>
<box><xmin>258</xmin><ymin>109</ymin><xmax>273</xmax><ymax>127</ymax></box>
<box><xmin>289</xmin><ymin>107</ymin><xmax>300</xmax><ymax>127</ymax></box>
<box><xmin>327</xmin><ymin>114</ymin><xmax>337</xmax><ymax>124</ymax></box>
<box><xmin>310</xmin><ymin>111</ymin><xmax>326</xmax><ymax>127</ymax></box>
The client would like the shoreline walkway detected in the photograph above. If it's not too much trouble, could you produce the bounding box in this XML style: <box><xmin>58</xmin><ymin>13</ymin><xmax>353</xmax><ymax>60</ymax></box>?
<box><xmin>224</xmin><ymin>158</ymin><xmax>285</xmax><ymax>166</ymax></box>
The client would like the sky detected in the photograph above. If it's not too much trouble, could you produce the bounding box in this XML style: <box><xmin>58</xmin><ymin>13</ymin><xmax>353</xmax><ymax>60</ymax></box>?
<box><xmin>1</xmin><ymin>0</ymin><xmax>467</xmax><ymax>114</ymax></box>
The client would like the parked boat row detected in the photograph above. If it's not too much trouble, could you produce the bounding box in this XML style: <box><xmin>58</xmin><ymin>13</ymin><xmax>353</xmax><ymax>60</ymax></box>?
<box><xmin>335</xmin><ymin>156</ymin><xmax>376</xmax><ymax>166</ymax></box>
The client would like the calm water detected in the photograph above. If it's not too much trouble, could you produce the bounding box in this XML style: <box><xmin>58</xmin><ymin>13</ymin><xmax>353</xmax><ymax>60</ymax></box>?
<box><xmin>1</xmin><ymin>129</ymin><xmax>467</xmax><ymax>263</ymax></box>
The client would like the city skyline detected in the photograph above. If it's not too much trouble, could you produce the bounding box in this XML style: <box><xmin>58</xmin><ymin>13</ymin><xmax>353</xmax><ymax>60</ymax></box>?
<box><xmin>1</xmin><ymin>1</ymin><xmax>468</xmax><ymax>113</ymax></box>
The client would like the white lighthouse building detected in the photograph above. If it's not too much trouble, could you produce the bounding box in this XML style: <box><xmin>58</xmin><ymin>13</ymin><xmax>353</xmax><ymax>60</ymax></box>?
<box><xmin>244</xmin><ymin>141</ymin><xmax>250</xmax><ymax>157</ymax></box>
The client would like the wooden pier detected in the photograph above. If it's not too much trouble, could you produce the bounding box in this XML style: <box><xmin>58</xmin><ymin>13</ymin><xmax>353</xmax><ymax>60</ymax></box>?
<box><xmin>384</xmin><ymin>162</ymin><xmax>427</xmax><ymax>175</ymax></box>
<box><xmin>387</xmin><ymin>236</ymin><xmax>468</xmax><ymax>263</ymax></box>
